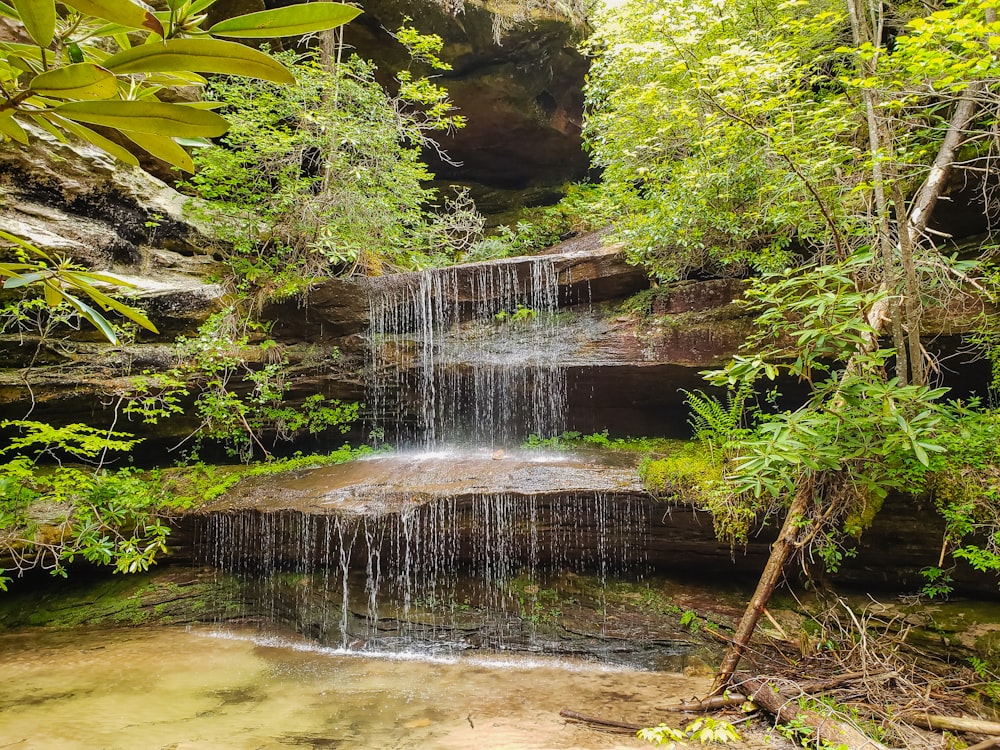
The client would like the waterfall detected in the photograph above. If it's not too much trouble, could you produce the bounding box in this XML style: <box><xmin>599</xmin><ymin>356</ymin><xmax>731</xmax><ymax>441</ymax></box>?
<box><xmin>366</xmin><ymin>257</ymin><xmax>567</xmax><ymax>448</ymax></box>
<box><xmin>190</xmin><ymin>253</ymin><xmax>690</xmax><ymax>663</ymax></box>
<box><xmin>198</xmin><ymin>489</ymin><xmax>652</xmax><ymax>654</ymax></box>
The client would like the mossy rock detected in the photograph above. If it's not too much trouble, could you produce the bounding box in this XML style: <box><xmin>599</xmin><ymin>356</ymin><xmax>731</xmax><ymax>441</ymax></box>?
<box><xmin>0</xmin><ymin>566</ymin><xmax>232</xmax><ymax>630</ymax></box>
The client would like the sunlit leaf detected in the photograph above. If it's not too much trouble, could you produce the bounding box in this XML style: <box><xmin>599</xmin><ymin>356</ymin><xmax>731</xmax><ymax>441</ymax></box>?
<box><xmin>62</xmin><ymin>0</ymin><xmax>163</xmax><ymax>35</ymax></box>
<box><xmin>54</xmin><ymin>116</ymin><xmax>142</xmax><ymax>167</ymax></box>
<box><xmin>29</xmin><ymin>63</ymin><xmax>119</xmax><ymax>99</ymax></box>
<box><xmin>5</xmin><ymin>53</ymin><xmax>36</xmax><ymax>74</ymax></box>
<box><xmin>121</xmin><ymin>129</ymin><xmax>194</xmax><ymax>173</ymax></box>
<box><xmin>102</xmin><ymin>38</ymin><xmax>295</xmax><ymax>84</ymax></box>
<box><xmin>62</xmin><ymin>273</ymin><xmax>158</xmax><ymax>333</ymax></box>
<box><xmin>43</xmin><ymin>279</ymin><xmax>62</xmax><ymax>306</ymax></box>
<box><xmin>52</xmin><ymin>100</ymin><xmax>229</xmax><ymax>137</ymax></box>
<box><xmin>12</xmin><ymin>0</ymin><xmax>55</xmax><ymax>47</ymax></box>
<box><xmin>179</xmin><ymin>100</ymin><xmax>224</xmax><ymax>109</ymax></box>
<box><xmin>141</xmin><ymin>72</ymin><xmax>209</xmax><ymax>86</ymax></box>
<box><xmin>0</xmin><ymin>263</ymin><xmax>34</xmax><ymax>277</ymax></box>
<box><xmin>0</xmin><ymin>112</ymin><xmax>28</xmax><ymax>144</ymax></box>
<box><xmin>0</xmin><ymin>230</ymin><xmax>49</xmax><ymax>259</ymax></box>
<box><xmin>28</xmin><ymin>112</ymin><xmax>69</xmax><ymax>141</ymax></box>
<box><xmin>71</xmin><ymin>270</ymin><xmax>137</xmax><ymax>287</ymax></box>
<box><xmin>207</xmin><ymin>2</ymin><xmax>361</xmax><ymax>38</ymax></box>
<box><xmin>61</xmin><ymin>290</ymin><xmax>120</xmax><ymax>343</ymax></box>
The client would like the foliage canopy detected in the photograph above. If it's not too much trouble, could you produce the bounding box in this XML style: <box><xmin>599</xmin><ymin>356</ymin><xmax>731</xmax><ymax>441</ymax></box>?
<box><xmin>583</xmin><ymin>0</ymin><xmax>1000</xmax><ymax>684</ymax></box>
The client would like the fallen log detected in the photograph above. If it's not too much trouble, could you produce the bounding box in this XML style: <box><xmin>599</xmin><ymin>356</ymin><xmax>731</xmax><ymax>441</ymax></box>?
<box><xmin>739</xmin><ymin>675</ymin><xmax>889</xmax><ymax>750</ymax></box>
<box><xmin>659</xmin><ymin>670</ymin><xmax>881</xmax><ymax>714</ymax></box>
<box><xmin>558</xmin><ymin>709</ymin><xmax>643</xmax><ymax>734</ymax></box>
<box><xmin>900</xmin><ymin>713</ymin><xmax>1000</xmax><ymax>736</ymax></box>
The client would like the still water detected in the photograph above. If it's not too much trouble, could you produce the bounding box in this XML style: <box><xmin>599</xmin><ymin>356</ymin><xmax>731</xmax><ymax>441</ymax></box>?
<box><xmin>0</xmin><ymin>625</ymin><xmax>709</xmax><ymax>750</ymax></box>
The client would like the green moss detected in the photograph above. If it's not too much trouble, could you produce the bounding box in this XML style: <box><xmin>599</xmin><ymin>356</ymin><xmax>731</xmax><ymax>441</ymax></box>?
<box><xmin>0</xmin><ymin>569</ymin><xmax>227</xmax><ymax>629</ymax></box>
<box><xmin>617</xmin><ymin>287</ymin><xmax>672</xmax><ymax>317</ymax></box>
<box><xmin>638</xmin><ymin>442</ymin><xmax>723</xmax><ymax>498</ymax></box>
<box><xmin>155</xmin><ymin>445</ymin><xmax>378</xmax><ymax>511</ymax></box>
<box><xmin>524</xmin><ymin>430</ymin><xmax>681</xmax><ymax>454</ymax></box>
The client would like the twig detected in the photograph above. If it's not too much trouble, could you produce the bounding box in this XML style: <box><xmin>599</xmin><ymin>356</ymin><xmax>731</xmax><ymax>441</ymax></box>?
<box><xmin>558</xmin><ymin>709</ymin><xmax>643</xmax><ymax>734</ymax></box>
<box><xmin>967</xmin><ymin>738</ymin><xmax>1000</xmax><ymax>750</ymax></box>
<box><xmin>900</xmin><ymin>712</ymin><xmax>1000</xmax><ymax>736</ymax></box>
<box><xmin>762</xmin><ymin>607</ymin><xmax>790</xmax><ymax>641</ymax></box>
<box><xmin>660</xmin><ymin>694</ymin><xmax>747</xmax><ymax>712</ymax></box>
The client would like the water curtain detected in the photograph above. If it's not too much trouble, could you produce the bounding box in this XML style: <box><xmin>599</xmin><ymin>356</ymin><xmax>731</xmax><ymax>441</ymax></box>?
<box><xmin>366</xmin><ymin>257</ymin><xmax>567</xmax><ymax>448</ymax></box>
<box><xmin>200</xmin><ymin>490</ymin><xmax>650</xmax><ymax>652</ymax></box>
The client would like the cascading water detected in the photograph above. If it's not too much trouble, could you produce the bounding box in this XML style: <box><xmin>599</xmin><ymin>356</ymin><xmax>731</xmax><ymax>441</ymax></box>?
<box><xmin>198</xmin><ymin>482</ymin><xmax>654</xmax><ymax>657</ymax></box>
<box><xmin>195</xmin><ymin>254</ymin><xmax>690</xmax><ymax>664</ymax></box>
<box><xmin>366</xmin><ymin>257</ymin><xmax>567</xmax><ymax>448</ymax></box>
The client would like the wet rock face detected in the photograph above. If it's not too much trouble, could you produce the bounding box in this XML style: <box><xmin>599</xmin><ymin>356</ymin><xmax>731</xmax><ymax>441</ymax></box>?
<box><xmin>0</xmin><ymin>125</ymin><xmax>228</xmax><ymax>343</ymax></box>
<box><xmin>0</xmin><ymin>127</ymin><xmax>218</xmax><ymax>264</ymax></box>
<box><xmin>267</xmin><ymin>235</ymin><xmax>651</xmax><ymax>341</ymax></box>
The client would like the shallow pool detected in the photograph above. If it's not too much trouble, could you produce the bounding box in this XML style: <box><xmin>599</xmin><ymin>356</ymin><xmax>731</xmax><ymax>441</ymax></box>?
<box><xmin>0</xmin><ymin>625</ymin><xmax>710</xmax><ymax>750</ymax></box>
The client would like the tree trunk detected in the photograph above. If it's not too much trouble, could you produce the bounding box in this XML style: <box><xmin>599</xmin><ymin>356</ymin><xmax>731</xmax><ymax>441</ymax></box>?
<box><xmin>740</xmin><ymin>675</ymin><xmax>890</xmax><ymax>750</ymax></box>
<box><xmin>711</xmin><ymin>481</ymin><xmax>811</xmax><ymax>692</ymax></box>
<box><xmin>893</xmin><ymin>182</ymin><xmax>924</xmax><ymax>385</ymax></box>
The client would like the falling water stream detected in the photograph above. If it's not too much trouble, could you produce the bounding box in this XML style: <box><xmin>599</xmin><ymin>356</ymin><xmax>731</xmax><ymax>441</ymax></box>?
<box><xmin>190</xmin><ymin>257</ymin><xmax>674</xmax><ymax>660</ymax></box>
<box><xmin>366</xmin><ymin>257</ymin><xmax>567</xmax><ymax>447</ymax></box>
<box><xmin>199</xmin><ymin>465</ymin><xmax>652</xmax><ymax>656</ymax></box>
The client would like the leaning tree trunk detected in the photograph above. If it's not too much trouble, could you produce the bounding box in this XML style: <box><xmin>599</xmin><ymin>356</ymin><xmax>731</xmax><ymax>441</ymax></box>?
<box><xmin>711</xmin><ymin>481</ymin><xmax>812</xmax><ymax>693</ymax></box>
<box><xmin>711</xmin><ymin>82</ymin><xmax>984</xmax><ymax>693</ymax></box>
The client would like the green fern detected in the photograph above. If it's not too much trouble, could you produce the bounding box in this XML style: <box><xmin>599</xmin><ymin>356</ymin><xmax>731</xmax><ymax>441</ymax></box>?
<box><xmin>682</xmin><ymin>382</ymin><xmax>755</xmax><ymax>456</ymax></box>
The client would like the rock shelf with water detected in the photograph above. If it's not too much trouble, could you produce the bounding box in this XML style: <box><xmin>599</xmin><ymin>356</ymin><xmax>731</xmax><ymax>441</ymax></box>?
<box><xmin>196</xmin><ymin>450</ymin><xmax>643</xmax><ymax>515</ymax></box>
<box><xmin>180</xmin><ymin>451</ymin><xmax>750</xmax><ymax>660</ymax></box>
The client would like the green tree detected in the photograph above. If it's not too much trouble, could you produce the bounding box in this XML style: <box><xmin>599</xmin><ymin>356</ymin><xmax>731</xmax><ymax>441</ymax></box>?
<box><xmin>0</xmin><ymin>0</ymin><xmax>360</xmax><ymax>171</ymax></box>
<box><xmin>582</xmin><ymin>0</ymin><xmax>1000</xmax><ymax>690</ymax></box>
<box><xmin>187</xmin><ymin>30</ymin><xmax>475</xmax><ymax>285</ymax></box>
<box><xmin>0</xmin><ymin>421</ymin><xmax>170</xmax><ymax>590</ymax></box>
<box><xmin>0</xmin><ymin>0</ymin><xmax>361</xmax><ymax>339</ymax></box>
<box><xmin>0</xmin><ymin>0</ymin><xmax>362</xmax><ymax>582</ymax></box>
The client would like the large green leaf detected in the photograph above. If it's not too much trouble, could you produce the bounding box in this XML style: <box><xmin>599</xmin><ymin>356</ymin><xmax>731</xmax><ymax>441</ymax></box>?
<box><xmin>0</xmin><ymin>112</ymin><xmax>28</xmax><ymax>144</ymax></box>
<box><xmin>141</xmin><ymin>71</ymin><xmax>208</xmax><ymax>86</ymax></box>
<box><xmin>29</xmin><ymin>63</ymin><xmax>119</xmax><ymax>99</ymax></box>
<box><xmin>3</xmin><ymin>270</ymin><xmax>45</xmax><ymax>288</ymax></box>
<box><xmin>102</xmin><ymin>38</ymin><xmax>294</xmax><ymax>84</ymax></box>
<box><xmin>0</xmin><ymin>230</ymin><xmax>50</xmax><ymax>259</ymax></box>
<box><xmin>121</xmin><ymin>129</ymin><xmax>194</xmax><ymax>173</ymax></box>
<box><xmin>62</xmin><ymin>0</ymin><xmax>163</xmax><ymax>35</ymax></box>
<box><xmin>53</xmin><ymin>115</ymin><xmax>141</xmax><ymax>167</ymax></box>
<box><xmin>53</xmin><ymin>100</ymin><xmax>229</xmax><ymax>137</ymax></box>
<box><xmin>28</xmin><ymin>112</ymin><xmax>68</xmax><ymax>141</ymax></box>
<box><xmin>207</xmin><ymin>2</ymin><xmax>361</xmax><ymax>38</ymax></box>
<box><xmin>12</xmin><ymin>0</ymin><xmax>55</xmax><ymax>47</ymax></box>
<box><xmin>62</xmin><ymin>273</ymin><xmax>158</xmax><ymax>333</ymax></box>
<box><xmin>59</xmin><ymin>289</ymin><xmax>120</xmax><ymax>344</ymax></box>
